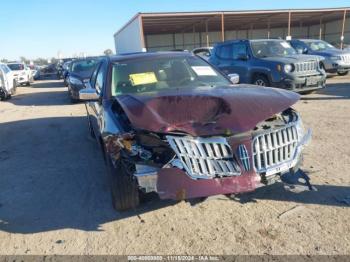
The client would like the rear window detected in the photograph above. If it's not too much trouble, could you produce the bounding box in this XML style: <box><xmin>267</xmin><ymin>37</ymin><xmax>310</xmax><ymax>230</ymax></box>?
<box><xmin>8</xmin><ymin>64</ymin><xmax>24</xmax><ymax>71</ymax></box>
<box><xmin>71</xmin><ymin>59</ymin><xmax>98</xmax><ymax>74</ymax></box>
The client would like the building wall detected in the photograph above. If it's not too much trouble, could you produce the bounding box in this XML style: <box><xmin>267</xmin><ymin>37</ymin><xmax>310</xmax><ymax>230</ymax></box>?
<box><xmin>145</xmin><ymin>18</ymin><xmax>350</xmax><ymax>51</ymax></box>
<box><xmin>114</xmin><ymin>17</ymin><xmax>143</xmax><ymax>54</ymax></box>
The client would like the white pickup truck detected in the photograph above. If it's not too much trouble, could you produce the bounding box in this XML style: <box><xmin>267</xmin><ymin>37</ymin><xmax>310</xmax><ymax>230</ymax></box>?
<box><xmin>0</xmin><ymin>63</ymin><xmax>17</xmax><ymax>100</ymax></box>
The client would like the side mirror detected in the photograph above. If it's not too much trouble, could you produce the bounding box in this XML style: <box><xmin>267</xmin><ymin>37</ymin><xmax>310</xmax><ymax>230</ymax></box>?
<box><xmin>228</xmin><ymin>73</ymin><xmax>239</xmax><ymax>84</ymax></box>
<box><xmin>237</xmin><ymin>54</ymin><xmax>249</xmax><ymax>61</ymax></box>
<box><xmin>79</xmin><ymin>88</ymin><xmax>99</xmax><ymax>101</ymax></box>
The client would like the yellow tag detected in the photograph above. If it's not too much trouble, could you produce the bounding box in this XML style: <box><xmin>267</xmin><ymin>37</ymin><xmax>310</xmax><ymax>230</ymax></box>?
<box><xmin>129</xmin><ymin>72</ymin><xmax>157</xmax><ymax>86</ymax></box>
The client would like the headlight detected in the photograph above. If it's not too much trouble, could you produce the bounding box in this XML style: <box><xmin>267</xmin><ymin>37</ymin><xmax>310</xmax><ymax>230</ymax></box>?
<box><xmin>69</xmin><ymin>77</ymin><xmax>83</xmax><ymax>85</ymax></box>
<box><xmin>284</xmin><ymin>64</ymin><xmax>293</xmax><ymax>73</ymax></box>
<box><xmin>330</xmin><ymin>56</ymin><xmax>341</xmax><ymax>61</ymax></box>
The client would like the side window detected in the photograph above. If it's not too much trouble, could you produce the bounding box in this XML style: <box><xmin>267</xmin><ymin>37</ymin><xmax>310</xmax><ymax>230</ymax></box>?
<box><xmin>94</xmin><ymin>61</ymin><xmax>107</xmax><ymax>95</ymax></box>
<box><xmin>90</xmin><ymin>63</ymin><xmax>101</xmax><ymax>88</ymax></box>
<box><xmin>95</xmin><ymin>70</ymin><xmax>104</xmax><ymax>93</ymax></box>
<box><xmin>293</xmin><ymin>41</ymin><xmax>306</xmax><ymax>50</ymax></box>
<box><xmin>232</xmin><ymin>43</ymin><xmax>247</xmax><ymax>60</ymax></box>
<box><xmin>217</xmin><ymin>44</ymin><xmax>232</xmax><ymax>59</ymax></box>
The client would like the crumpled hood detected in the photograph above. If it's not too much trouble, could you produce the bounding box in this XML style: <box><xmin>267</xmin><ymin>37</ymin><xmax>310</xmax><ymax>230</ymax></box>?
<box><xmin>116</xmin><ymin>85</ymin><xmax>300</xmax><ymax>136</ymax></box>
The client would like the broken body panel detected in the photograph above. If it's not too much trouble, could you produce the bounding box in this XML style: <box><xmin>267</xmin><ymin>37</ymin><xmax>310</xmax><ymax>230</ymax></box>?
<box><xmin>101</xmin><ymin>86</ymin><xmax>308</xmax><ymax>200</ymax></box>
<box><xmin>84</xmin><ymin>53</ymin><xmax>311</xmax><ymax>204</ymax></box>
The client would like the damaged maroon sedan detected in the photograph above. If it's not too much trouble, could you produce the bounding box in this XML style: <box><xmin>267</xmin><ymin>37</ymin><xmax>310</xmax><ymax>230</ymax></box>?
<box><xmin>80</xmin><ymin>52</ymin><xmax>312</xmax><ymax>211</ymax></box>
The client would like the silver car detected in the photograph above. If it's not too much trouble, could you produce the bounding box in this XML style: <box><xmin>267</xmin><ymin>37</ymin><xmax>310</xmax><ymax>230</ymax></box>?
<box><xmin>290</xmin><ymin>39</ymin><xmax>350</xmax><ymax>76</ymax></box>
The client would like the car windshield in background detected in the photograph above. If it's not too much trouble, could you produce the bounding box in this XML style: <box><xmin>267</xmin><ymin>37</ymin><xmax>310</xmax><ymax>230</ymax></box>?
<box><xmin>71</xmin><ymin>59</ymin><xmax>98</xmax><ymax>74</ymax></box>
<box><xmin>251</xmin><ymin>40</ymin><xmax>296</xmax><ymax>58</ymax></box>
<box><xmin>111</xmin><ymin>55</ymin><xmax>231</xmax><ymax>96</ymax></box>
<box><xmin>7</xmin><ymin>64</ymin><xmax>24</xmax><ymax>71</ymax></box>
<box><xmin>306</xmin><ymin>40</ymin><xmax>336</xmax><ymax>51</ymax></box>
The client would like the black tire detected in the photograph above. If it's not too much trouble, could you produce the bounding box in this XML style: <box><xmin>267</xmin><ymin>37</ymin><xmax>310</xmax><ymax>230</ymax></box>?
<box><xmin>26</xmin><ymin>81</ymin><xmax>31</xmax><ymax>86</ymax></box>
<box><xmin>253</xmin><ymin>74</ymin><xmax>270</xmax><ymax>87</ymax></box>
<box><xmin>0</xmin><ymin>89</ymin><xmax>7</xmax><ymax>101</ymax></box>
<box><xmin>106</xmin><ymin>156</ymin><xmax>140</xmax><ymax>211</ymax></box>
<box><xmin>70</xmin><ymin>96</ymin><xmax>79</xmax><ymax>103</ymax></box>
<box><xmin>337</xmin><ymin>70</ymin><xmax>348</xmax><ymax>76</ymax></box>
<box><xmin>68</xmin><ymin>88</ymin><xmax>79</xmax><ymax>103</ymax></box>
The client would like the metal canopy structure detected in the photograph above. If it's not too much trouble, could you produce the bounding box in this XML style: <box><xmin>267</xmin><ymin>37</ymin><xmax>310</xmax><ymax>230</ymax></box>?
<box><xmin>140</xmin><ymin>8</ymin><xmax>349</xmax><ymax>35</ymax></box>
<box><xmin>114</xmin><ymin>7</ymin><xmax>350</xmax><ymax>54</ymax></box>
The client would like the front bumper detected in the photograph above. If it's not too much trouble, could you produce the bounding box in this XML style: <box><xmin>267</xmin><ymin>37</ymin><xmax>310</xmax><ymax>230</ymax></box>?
<box><xmin>323</xmin><ymin>59</ymin><xmax>350</xmax><ymax>73</ymax></box>
<box><xmin>14</xmin><ymin>74</ymin><xmax>26</xmax><ymax>84</ymax></box>
<box><xmin>273</xmin><ymin>73</ymin><xmax>326</xmax><ymax>93</ymax></box>
<box><xmin>137</xmin><ymin>127</ymin><xmax>312</xmax><ymax>200</ymax></box>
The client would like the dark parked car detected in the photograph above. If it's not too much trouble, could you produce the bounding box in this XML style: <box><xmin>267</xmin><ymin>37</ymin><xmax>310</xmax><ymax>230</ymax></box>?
<box><xmin>209</xmin><ymin>39</ymin><xmax>327</xmax><ymax>94</ymax></box>
<box><xmin>67</xmin><ymin>58</ymin><xmax>100</xmax><ymax>102</ymax></box>
<box><xmin>79</xmin><ymin>52</ymin><xmax>312</xmax><ymax>211</ymax></box>
<box><xmin>289</xmin><ymin>39</ymin><xmax>350</xmax><ymax>76</ymax></box>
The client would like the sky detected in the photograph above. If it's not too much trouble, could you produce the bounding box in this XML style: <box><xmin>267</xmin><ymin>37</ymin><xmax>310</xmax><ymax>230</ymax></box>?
<box><xmin>0</xmin><ymin>0</ymin><xmax>349</xmax><ymax>60</ymax></box>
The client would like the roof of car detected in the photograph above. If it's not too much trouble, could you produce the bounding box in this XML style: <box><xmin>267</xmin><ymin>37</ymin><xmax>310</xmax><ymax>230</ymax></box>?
<box><xmin>109</xmin><ymin>51</ymin><xmax>193</xmax><ymax>62</ymax></box>
<box><xmin>216</xmin><ymin>39</ymin><xmax>286</xmax><ymax>46</ymax></box>
<box><xmin>295</xmin><ymin>39</ymin><xmax>323</xmax><ymax>42</ymax></box>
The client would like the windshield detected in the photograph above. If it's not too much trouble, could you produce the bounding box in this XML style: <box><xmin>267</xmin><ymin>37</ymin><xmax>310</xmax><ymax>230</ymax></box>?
<box><xmin>111</xmin><ymin>55</ymin><xmax>230</xmax><ymax>96</ymax></box>
<box><xmin>305</xmin><ymin>40</ymin><xmax>336</xmax><ymax>51</ymax></box>
<box><xmin>251</xmin><ymin>40</ymin><xmax>296</xmax><ymax>58</ymax></box>
<box><xmin>7</xmin><ymin>64</ymin><xmax>24</xmax><ymax>71</ymax></box>
<box><xmin>71</xmin><ymin>59</ymin><xmax>98</xmax><ymax>74</ymax></box>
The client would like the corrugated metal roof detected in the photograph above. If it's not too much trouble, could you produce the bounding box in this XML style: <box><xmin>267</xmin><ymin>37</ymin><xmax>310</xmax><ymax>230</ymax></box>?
<box><xmin>115</xmin><ymin>7</ymin><xmax>349</xmax><ymax>36</ymax></box>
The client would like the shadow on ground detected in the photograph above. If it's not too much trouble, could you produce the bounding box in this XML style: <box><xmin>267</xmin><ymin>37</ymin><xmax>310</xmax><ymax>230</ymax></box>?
<box><xmin>7</xmin><ymin>90</ymin><xmax>73</xmax><ymax>106</ymax></box>
<box><xmin>31</xmin><ymin>79</ymin><xmax>65</xmax><ymax>89</ymax></box>
<box><xmin>0</xmin><ymin>117</ymin><xmax>175</xmax><ymax>234</ymax></box>
<box><xmin>301</xmin><ymin>81</ymin><xmax>350</xmax><ymax>101</ymax></box>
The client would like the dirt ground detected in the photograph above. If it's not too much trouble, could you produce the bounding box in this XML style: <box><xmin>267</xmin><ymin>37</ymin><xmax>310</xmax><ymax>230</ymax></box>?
<box><xmin>0</xmin><ymin>76</ymin><xmax>349</xmax><ymax>255</ymax></box>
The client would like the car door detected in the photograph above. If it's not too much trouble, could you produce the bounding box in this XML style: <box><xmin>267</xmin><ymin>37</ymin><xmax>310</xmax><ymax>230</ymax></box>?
<box><xmin>1</xmin><ymin>65</ymin><xmax>13</xmax><ymax>89</ymax></box>
<box><xmin>214</xmin><ymin>44</ymin><xmax>234</xmax><ymax>75</ymax></box>
<box><xmin>88</xmin><ymin>60</ymin><xmax>107</xmax><ymax>140</ymax></box>
<box><xmin>231</xmin><ymin>42</ymin><xmax>250</xmax><ymax>83</ymax></box>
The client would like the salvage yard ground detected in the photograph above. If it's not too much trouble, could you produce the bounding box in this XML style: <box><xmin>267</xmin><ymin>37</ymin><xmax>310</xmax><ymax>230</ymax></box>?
<box><xmin>0</xmin><ymin>76</ymin><xmax>349</xmax><ymax>255</ymax></box>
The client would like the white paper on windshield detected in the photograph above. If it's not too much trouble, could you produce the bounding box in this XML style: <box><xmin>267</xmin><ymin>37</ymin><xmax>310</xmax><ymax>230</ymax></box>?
<box><xmin>280</xmin><ymin>42</ymin><xmax>291</xmax><ymax>48</ymax></box>
<box><xmin>191</xmin><ymin>66</ymin><xmax>217</xmax><ymax>76</ymax></box>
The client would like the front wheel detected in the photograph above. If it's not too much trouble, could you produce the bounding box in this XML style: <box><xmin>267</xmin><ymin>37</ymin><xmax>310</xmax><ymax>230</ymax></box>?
<box><xmin>253</xmin><ymin>75</ymin><xmax>270</xmax><ymax>87</ymax></box>
<box><xmin>0</xmin><ymin>89</ymin><xmax>9</xmax><ymax>100</ymax></box>
<box><xmin>337</xmin><ymin>70</ymin><xmax>348</xmax><ymax>76</ymax></box>
<box><xmin>107</xmin><ymin>156</ymin><xmax>140</xmax><ymax>211</ymax></box>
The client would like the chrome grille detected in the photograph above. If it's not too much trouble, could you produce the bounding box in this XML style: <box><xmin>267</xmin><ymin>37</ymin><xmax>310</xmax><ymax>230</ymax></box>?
<box><xmin>295</xmin><ymin>61</ymin><xmax>318</xmax><ymax>73</ymax></box>
<box><xmin>341</xmin><ymin>55</ymin><xmax>350</xmax><ymax>63</ymax></box>
<box><xmin>253</xmin><ymin>125</ymin><xmax>298</xmax><ymax>173</ymax></box>
<box><xmin>166</xmin><ymin>136</ymin><xmax>241</xmax><ymax>179</ymax></box>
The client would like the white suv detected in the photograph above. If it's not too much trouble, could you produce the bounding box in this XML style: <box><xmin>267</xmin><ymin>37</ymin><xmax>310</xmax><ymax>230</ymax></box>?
<box><xmin>7</xmin><ymin>62</ymin><xmax>33</xmax><ymax>86</ymax></box>
<box><xmin>0</xmin><ymin>63</ymin><xmax>17</xmax><ymax>100</ymax></box>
